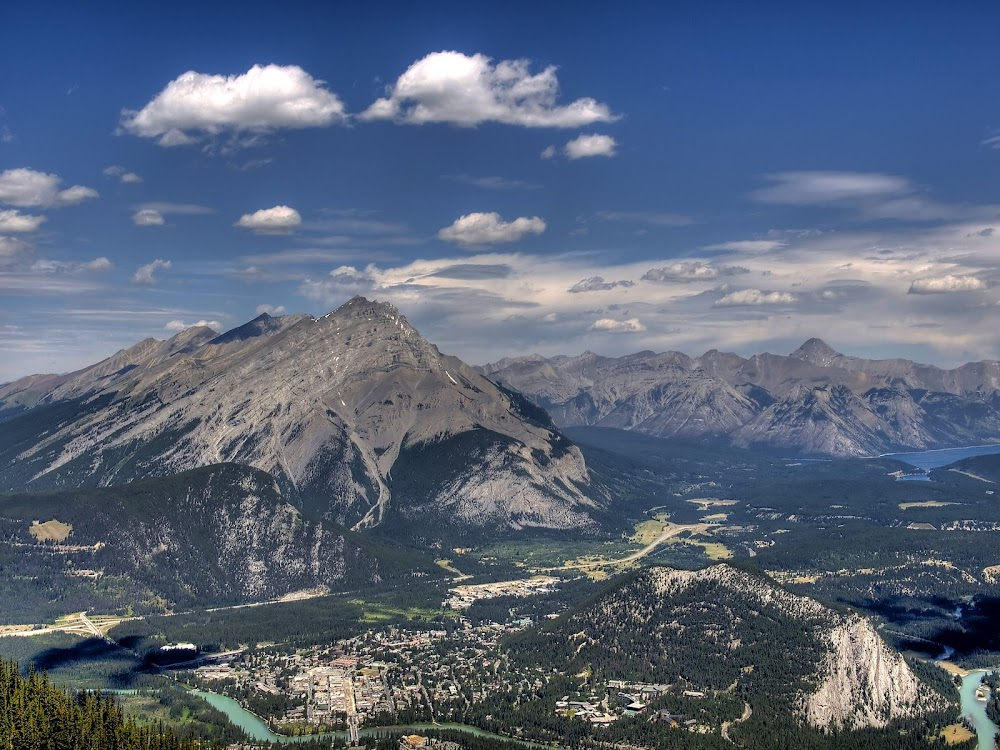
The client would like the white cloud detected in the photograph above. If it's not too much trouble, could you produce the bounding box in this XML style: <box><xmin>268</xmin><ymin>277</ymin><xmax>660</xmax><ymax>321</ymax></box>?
<box><xmin>703</xmin><ymin>240</ymin><xmax>787</xmax><ymax>253</ymax></box>
<box><xmin>165</xmin><ymin>319</ymin><xmax>221</xmax><ymax>332</ymax></box>
<box><xmin>103</xmin><ymin>165</ymin><xmax>143</xmax><ymax>183</ymax></box>
<box><xmin>0</xmin><ymin>209</ymin><xmax>45</xmax><ymax>232</ymax></box>
<box><xmin>590</xmin><ymin>318</ymin><xmax>645</xmax><ymax>332</ymax></box>
<box><xmin>236</xmin><ymin>205</ymin><xmax>302</xmax><ymax>234</ymax></box>
<box><xmin>0</xmin><ymin>236</ymin><xmax>29</xmax><ymax>261</ymax></box>
<box><xmin>300</xmin><ymin>265</ymin><xmax>378</xmax><ymax>300</ymax></box>
<box><xmin>568</xmin><ymin>276</ymin><xmax>634</xmax><ymax>293</ymax></box>
<box><xmin>137</xmin><ymin>202</ymin><xmax>214</xmax><ymax>215</ymax></box>
<box><xmin>443</xmin><ymin>174</ymin><xmax>541</xmax><ymax>190</ymax></box>
<box><xmin>438</xmin><ymin>212</ymin><xmax>545</xmax><ymax>247</ymax></box>
<box><xmin>714</xmin><ymin>289</ymin><xmax>798</xmax><ymax>306</ymax></box>
<box><xmin>907</xmin><ymin>274</ymin><xmax>987</xmax><ymax>295</ymax></box>
<box><xmin>120</xmin><ymin>64</ymin><xmax>347</xmax><ymax>146</ymax></box>
<box><xmin>132</xmin><ymin>258</ymin><xmax>172</xmax><ymax>285</ymax></box>
<box><xmin>565</xmin><ymin>133</ymin><xmax>617</xmax><ymax>159</ymax></box>
<box><xmin>642</xmin><ymin>261</ymin><xmax>749</xmax><ymax>282</ymax></box>
<box><xmin>361</xmin><ymin>51</ymin><xmax>618</xmax><ymax>128</ymax></box>
<box><xmin>597</xmin><ymin>211</ymin><xmax>695</xmax><ymax>227</ymax></box>
<box><xmin>133</xmin><ymin>208</ymin><xmax>164</xmax><ymax>226</ymax></box>
<box><xmin>752</xmin><ymin>171</ymin><xmax>911</xmax><ymax>205</ymax></box>
<box><xmin>0</xmin><ymin>168</ymin><xmax>98</xmax><ymax>207</ymax></box>
<box><xmin>30</xmin><ymin>257</ymin><xmax>113</xmax><ymax>273</ymax></box>
<box><xmin>256</xmin><ymin>304</ymin><xmax>286</xmax><ymax>315</ymax></box>
<box><xmin>540</xmin><ymin>145</ymin><xmax>556</xmax><ymax>160</ymax></box>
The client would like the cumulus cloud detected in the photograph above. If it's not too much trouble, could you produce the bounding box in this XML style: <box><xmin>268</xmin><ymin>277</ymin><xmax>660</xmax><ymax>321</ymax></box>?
<box><xmin>907</xmin><ymin>274</ymin><xmax>987</xmax><ymax>295</ymax></box>
<box><xmin>590</xmin><ymin>318</ymin><xmax>645</xmax><ymax>333</ymax></box>
<box><xmin>132</xmin><ymin>258</ymin><xmax>172</xmax><ymax>285</ymax></box>
<box><xmin>0</xmin><ymin>209</ymin><xmax>45</xmax><ymax>232</ymax></box>
<box><xmin>361</xmin><ymin>51</ymin><xmax>618</xmax><ymax>128</ymax></box>
<box><xmin>256</xmin><ymin>304</ymin><xmax>286</xmax><ymax>315</ymax></box>
<box><xmin>565</xmin><ymin>133</ymin><xmax>617</xmax><ymax>159</ymax></box>
<box><xmin>133</xmin><ymin>208</ymin><xmax>164</xmax><ymax>226</ymax></box>
<box><xmin>642</xmin><ymin>261</ymin><xmax>749</xmax><ymax>283</ymax></box>
<box><xmin>438</xmin><ymin>212</ymin><xmax>546</xmax><ymax>246</ymax></box>
<box><xmin>540</xmin><ymin>145</ymin><xmax>556</xmax><ymax>160</ymax></box>
<box><xmin>236</xmin><ymin>205</ymin><xmax>302</xmax><ymax>234</ymax></box>
<box><xmin>300</xmin><ymin>265</ymin><xmax>378</xmax><ymax>301</ymax></box>
<box><xmin>0</xmin><ymin>168</ymin><xmax>98</xmax><ymax>207</ymax></box>
<box><xmin>30</xmin><ymin>257</ymin><xmax>113</xmax><ymax>273</ymax></box>
<box><xmin>120</xmin><ymin>64</ymin><xmax>347</xmax><ymax>146</ymax></box>
<box><xmin>568</xmin><ymin>276</ymin><xmax>634</xmax><ymax>293</ymax></box>
<box><xmin>165</xmin><ymin>319</ymin><xmax>221</xmax><ymax>332</ymax></box>
<box><xmin>103</xmin><ymin>165</ymin><xmax>142</xmax><ymax>183</ymax></box>
<box><xmin>714</xmin><ymin>289</ymin><xmax>798</xmax><ymax>306</ymax></box>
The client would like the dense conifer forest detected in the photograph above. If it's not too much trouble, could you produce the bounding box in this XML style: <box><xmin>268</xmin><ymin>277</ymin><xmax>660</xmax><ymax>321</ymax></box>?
<box><xmin>0</xmin><ymin>657</ymin><xmax>207</xmax><ymax>749</ymax></box>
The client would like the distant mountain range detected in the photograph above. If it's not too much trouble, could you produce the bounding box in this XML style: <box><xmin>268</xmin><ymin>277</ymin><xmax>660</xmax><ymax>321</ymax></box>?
<box><xmin>0</xmin><ymin>297</ymin><xmax>598</xmax><ymax>534</ymax></box>
<box><xmin>483</xmin><ymin>339</ymin><xmax>1000</xmax><ymax>456</ymax></box>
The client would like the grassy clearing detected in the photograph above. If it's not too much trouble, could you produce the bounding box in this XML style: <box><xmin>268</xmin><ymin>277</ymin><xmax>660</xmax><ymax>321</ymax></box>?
<box><xmin>29</xmin><ymin>519</ymin><xmax>72</xmax><ymax>542</ymax></box>
<box><xmin>631</xmin><ymin>513</ymin><xmax>670</xmax><ymax>545</ymax></box>
<box><xmin>939</xmin><ymin>723</ymin><xmax>975</xmax><ymax>744</ymax></box>
<box><xmin>478</xmin><ymin>538</ymin><xmax>634</xmax><ymax>569</ymax></box>
<box><xmin>701</xmin><ymin>512</ymin><xmax>729</xmax><ymax>522</ymax></box>
<box><xmin>435</xmin><ymin>559</ymin><xmax>465</xmax><ymax>577</ymax></box>
<box><xmin>348</xmin><ymin>599</ymin><xmax>447</xmax><ymax>624</ymax></box>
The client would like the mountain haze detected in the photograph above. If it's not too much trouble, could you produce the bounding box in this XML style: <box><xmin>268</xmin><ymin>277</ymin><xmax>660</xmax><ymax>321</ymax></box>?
<box><xmin>483</xmin><ymin>340</ymin><xmax>1000</xmax><ymax>456</ymax></box>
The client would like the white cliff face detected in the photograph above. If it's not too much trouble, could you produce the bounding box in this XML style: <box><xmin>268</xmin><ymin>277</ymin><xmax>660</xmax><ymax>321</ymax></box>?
<box><xmin>804</xmin><ymin>615</ymin><xmax>930</xmax><ymax>730</ymax></box>
<box><xmin>5</xmin><ymin>297</ymin><xmax>594</xmax><ymax>532</ymax></box>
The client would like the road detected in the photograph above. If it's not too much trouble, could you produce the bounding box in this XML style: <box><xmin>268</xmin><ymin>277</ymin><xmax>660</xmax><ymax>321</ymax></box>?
<box><xmin>541</xmin><ymin>522</ymin><xmax>718</xmax><ymax>572</ymax></box>
<box><xmin>721</xmin><ymin>702</ymin><xmax>752</xmax><ymax>743</ymax></box>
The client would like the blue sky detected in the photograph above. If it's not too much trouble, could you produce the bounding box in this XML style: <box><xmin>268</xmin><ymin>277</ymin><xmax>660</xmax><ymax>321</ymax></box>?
<box><xmin>4</xmin><ymin>1</ymin><xmax>1000</xmax><ymax>381</ymax></box>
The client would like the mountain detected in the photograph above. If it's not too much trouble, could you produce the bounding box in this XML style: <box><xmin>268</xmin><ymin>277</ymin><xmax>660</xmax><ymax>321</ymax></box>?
<box><xmin>509</xmin><ymin>564</ymin><xmax>949</xmax><ymax>732</ymax></box>
<box><xmin>0</xmin><ymin>297</ymin><xmax>596</xmax><ymax>534</ymax></box>
<box><xmin>483</xmin><ymin>340</ymin><xmax>1000</xmax><ymax>456</ymax></box>
<box><xmin>0</xmin><ymin>463</ymin><xmax>416</xmax><ymax>621</ymax></box>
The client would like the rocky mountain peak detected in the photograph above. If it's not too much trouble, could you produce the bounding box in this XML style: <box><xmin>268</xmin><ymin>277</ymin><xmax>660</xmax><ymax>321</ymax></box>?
<box><xmin>790</xmin><ymin>337</ymin><xmax>841</xmax><ymax>365</ymax></box>
<box><xmin>331</xmin><ymin>295</ymin><xmax>402</xmax><ymax>321</ymax></box>
<box><xmin>1</xmin><ymin>299</ymin><xmax>595</xmax><ymax>534</ymax></box>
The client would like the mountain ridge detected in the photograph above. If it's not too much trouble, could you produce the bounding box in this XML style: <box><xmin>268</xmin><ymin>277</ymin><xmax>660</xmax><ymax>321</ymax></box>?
<box><xmin>0</xmin><ymin>297</ymin><xmax>598</xmax><ymax>534</ymax></box>
<box><xmin>482</xmin><ymin>339</ymin><xmax>1000</xmax><ymax>456</ymax></box>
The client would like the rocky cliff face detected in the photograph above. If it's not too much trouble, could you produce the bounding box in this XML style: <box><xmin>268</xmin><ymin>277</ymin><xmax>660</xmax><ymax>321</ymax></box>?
<box><xmin>483</xmin><ymin>340</ymin><xmax>1000</xmax><ymax>456</ymax></box>
<box><xmin>804</xmin><ymin>615</ymin><xmax>929</xmax><ymax>730</ymax></box>
<box><xmin>0</xmin><ymin>297</ymin><xmax>595</xmax><ymax>533</ymax></box>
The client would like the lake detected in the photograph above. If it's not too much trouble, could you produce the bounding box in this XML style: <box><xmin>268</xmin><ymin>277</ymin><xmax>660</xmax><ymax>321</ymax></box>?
<box><xmin>881</xmin><ymin>444</ymin><xmax>1000</xmax><ymax>471</ymax></box>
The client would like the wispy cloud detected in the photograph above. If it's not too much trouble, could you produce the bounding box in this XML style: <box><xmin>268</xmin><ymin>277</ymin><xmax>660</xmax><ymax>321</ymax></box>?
<box><xmin>596</xmin><ymin>210</ymin><xmax>695</xmax><ymax>227</ymax></box>
<box><xmin>442</xmin><ymin>174</ymin><xmax>541</xmax><ymax>190</ymax></box>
